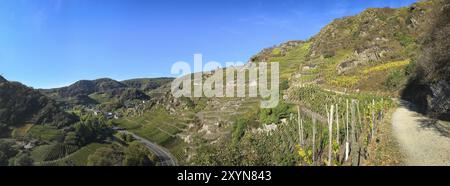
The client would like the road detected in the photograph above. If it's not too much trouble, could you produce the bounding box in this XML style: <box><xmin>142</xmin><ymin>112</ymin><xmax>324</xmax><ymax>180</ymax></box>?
<box><xmin>392</xmin><ymin>100</ymin><xmax>450</xmax><ymax>166</ymax></box>
<box><xmin>118</xmin><ymin>130</ymin><xmax>178</xmax><ymax>166</ymax></box>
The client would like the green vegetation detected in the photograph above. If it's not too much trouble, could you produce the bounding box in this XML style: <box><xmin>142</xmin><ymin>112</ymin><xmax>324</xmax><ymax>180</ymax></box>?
<box><xmin>384</xmin><ymin>69</ymin><xmax>405</xmax><ymax>90</ymax></box>
<box><xmin>113</xmin><ymin>108</ymin><xmax>187</xmax><ymax>146</ymax></box>
<box><xmin>10</xmin><ymin>153</ymin><xmax>34</xmax><ymax>166</ymax></box>
<box><xmin>38</xmin><ymin>143</ymin><xmax>110</xmax><ymax>166</ymax></box>
<box><xmin>259</xmin><ymin>102</ymin><xmax>291</xmax><ymax>124</ymax></box>
<box><xmin>123</xmin><ymin>141</ymin><xmax>157</xmax><ymax>166</ymax></box>
<box><xmin>0</xmin><ymin>76</ymin><xmax>77</xmax><ymax>128</ymax></box>
<box><xmin>231</xmin><ymin>118</ymin><xmax>248</xmax><ymax>144</ymax></box>
<box><xmin>0</xmin><ymin>140</ymin><xmax>18</xmax><ymax>166</ymax></box>
<box><xmin>290</xmin><ymin>85</ymin><xmax>394</xmax><ymax>119</ymax></box>
<box><xmin>394</xmin><ymin>32</ymin><xmax>415</xmax><ymax>47</ymax></box>
<box><xmin>31</xmin><ymin>143</ymin><xmax>79</xmax><ymax>162</ymax></box>
<box><xmin>87</xmin><ymin>146</ymin><xmax>124</xmax><ymax>166</ymax></box>
<box><xmin>73</xmin><ymin>116</ymin><xmax>113</xmax><ymax>146</ymax></box>
<box><xmin>27</xmin><ymin>125</ymin><xmax>65</xmax><ymax>142</ymax></box>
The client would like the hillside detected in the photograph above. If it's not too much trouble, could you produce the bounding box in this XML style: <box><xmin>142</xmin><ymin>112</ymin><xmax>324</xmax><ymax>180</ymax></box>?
<box><xmin>250</xmin><ymin>0</ymin><xmax>435</xmax><ymax>93</ymax></box>
<box><xmin>1</xmin><ymin>0</ymin><xmax>448</xmax><ymax>167</ymax></box>
<box><xmin>121</xmin><ymin>78</ymin><xmax>174</xmax><ymax>92</ymax></box>
<box><xmin>185</xmin><ymin>0</ymin><xmax>449</xmax><ymax>166</ymax></box>
<box><xmin>402</xmin><ymin>0</ymin><xmax>450</xmax><ymax>121</ymax></box>
<box><xmin>0</xmin><ymin>75</ymin><xmax>77</xmax><ymax>129</ymax></box>
<box><xmin>40</xmin><ymin>78</ymin><xmax>173</xmax><ymax>106</ymax></box>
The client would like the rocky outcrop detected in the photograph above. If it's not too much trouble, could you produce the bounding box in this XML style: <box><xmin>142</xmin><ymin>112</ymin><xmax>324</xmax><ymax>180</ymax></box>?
<box><xmin>428</xmin><ymin>80</ymin><xmax>450</xmax><ymax>120</ymax></box>
<box><xmin>338</xmin><ymin>47</ymin><xmax>389</xmax><ymax>74</ymax></box>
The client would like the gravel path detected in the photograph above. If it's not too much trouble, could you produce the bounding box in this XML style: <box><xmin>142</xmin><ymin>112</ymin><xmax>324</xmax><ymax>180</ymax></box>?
<box><xmin>392</xmin><ymin>100</ymin><xmax>450</xmax><ymax>166</ymax></box>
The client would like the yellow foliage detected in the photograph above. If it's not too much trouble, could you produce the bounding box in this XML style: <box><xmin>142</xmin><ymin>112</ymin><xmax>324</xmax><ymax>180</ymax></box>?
<box><xmin>330</xmin><ymin>76</ymin><xmax>359</xmax><ymax>88</ymax></box>
<box><xmin>363</xmin><ymin>59</ymin><xmax>410</xmax><ymax>75</ymax></box>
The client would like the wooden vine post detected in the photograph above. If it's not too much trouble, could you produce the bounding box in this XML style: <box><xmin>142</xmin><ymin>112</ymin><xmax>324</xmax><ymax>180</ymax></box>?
<box><xmin>345</xmin><ymin>99</ymin><xmax>350</xmax><ymax>162</ymax></box>
<box><xmin>312</xmin><ymin>117</ymin><xmax>316</xmax><ymax>165</ymax></box>
<box><xmin>371</xmin><ymin>99</ymin><xmax>375</xmax><ymax>141</ymax></box>
<box><xmin>297</xmin><ymin>105</ymin><xmax>304</xmax><ymax>147</ymax></box>
<box><xmin>328</xmin><ymin>105</ymin><xmax>334</xmax><ymax>166</ymax></box>
<box><xmin>350</xmin><ymin>99</ymin><xmax>359</xmax><ymax>166</ymax></box>
<box><xmin>336</xmin><ymin>103</ymin><xmax>339</xmax><ymax>145</ymax></box>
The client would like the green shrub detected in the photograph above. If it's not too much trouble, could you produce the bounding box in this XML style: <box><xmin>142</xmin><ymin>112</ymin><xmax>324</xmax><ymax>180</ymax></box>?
<box><xmin>259</xmin><ymin>102</ymin><xmax>290</xmax><ymax>124</ymax></box>
<box><xmin>384</xmin><ymin>69</ymin><xmax>405</xmax><ymax>90</ymax></box>
<box><xmin>232</xmin><ymin>118</ymin><xmax>248</xmax><ymax>144</ymax></box>
<box><xmin>394</xmin><ymin>32</ymin><xmax>415</xmax><ymax>46</ymax></box>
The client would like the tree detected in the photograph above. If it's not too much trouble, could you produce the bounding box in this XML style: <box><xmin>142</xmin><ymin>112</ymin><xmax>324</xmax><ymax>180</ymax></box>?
<box><xmin>123</xmin><ymin>142</ymin><xmax>156</xmax><ymax>166</ymax></box>
<box><xmin>0</xmin><ymin>140</ymin><xmax>18</xmax><ymax>165</ymax></box>
<box><xmin>87</xmin><ymin>147</ymin><xmax>123</xmax><ymax>166</ymax></box>
<box><xmin>74</xmin><ymin>116</ymin><xmax>112</xmax><ymax>146</ymax></box>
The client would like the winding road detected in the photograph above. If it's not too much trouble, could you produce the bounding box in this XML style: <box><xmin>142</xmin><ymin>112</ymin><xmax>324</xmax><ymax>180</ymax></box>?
<box><xmin>118</xmin><ymin>130</ymin><xmax>178</xmax><ymax>166</ymax></box>
<box><xmin>392</xmin><ymin>100</ymin><xmax>450</xmax><ymax>166</ymax></box>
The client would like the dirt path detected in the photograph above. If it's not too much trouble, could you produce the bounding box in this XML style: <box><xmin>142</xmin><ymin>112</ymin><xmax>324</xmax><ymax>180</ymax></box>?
<box><xmin>392</xmin><ymin>100</ymin><xmax>450</xmax><ymax>166</ymax></box>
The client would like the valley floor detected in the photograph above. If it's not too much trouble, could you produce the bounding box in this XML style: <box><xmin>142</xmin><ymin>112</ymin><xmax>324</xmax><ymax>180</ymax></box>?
<box><xmin>392</xmin><ymin>100</ymin><xmax>450</xmax><ymax>166</ymax></box>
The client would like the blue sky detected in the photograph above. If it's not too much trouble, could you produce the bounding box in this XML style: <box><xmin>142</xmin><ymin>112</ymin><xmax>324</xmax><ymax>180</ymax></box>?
<box><xmin>0</xmin><ymin>0</ymin><xmax>417</xmax><ymax>88</ymax></box>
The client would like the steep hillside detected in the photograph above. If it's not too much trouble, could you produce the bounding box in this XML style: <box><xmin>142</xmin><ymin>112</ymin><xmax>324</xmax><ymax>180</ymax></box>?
<box><xmin>0</xmin><ymin>76</ymin><xmax>77</xmax><ymax>128</ymax></box>
<box><xmin>249</xmin><ymin>0</ymin><xmax>436</xmax><ymax>93</ymax></box>
<box><xmin>402</xmin><ymin>0</ymin><xmax>450</xmax><ymax>121</ymax></box>
<box><xmin>185</xmin><ymin>0</ymin><xmax>448</xmax><ymax>166</ymax></box>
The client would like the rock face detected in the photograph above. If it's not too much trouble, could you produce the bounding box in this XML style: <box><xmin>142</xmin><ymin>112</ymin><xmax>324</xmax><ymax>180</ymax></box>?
<box><xmin>338</xmin><ymin>47</ymin><xmax>389</xmax><ymax>74</ymax></box>
<box><xmin>402</xmin><ymin>0</ymin><xmax>450</xmax><ymax>121</ymax></box>
<box><xmin>428</xmin><ymin>80</ymin><xmax>450</xmax><ymax>120</ymax></box>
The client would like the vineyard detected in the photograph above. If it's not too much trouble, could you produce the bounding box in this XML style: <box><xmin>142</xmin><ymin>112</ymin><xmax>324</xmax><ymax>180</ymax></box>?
<box><xmin>31</xmin><ymin>143</ymin><xmax>79</xmax><ymax>162</ymax></box>
<box><xmin>188</xmin><ymin>82</ymin><xmax>397</xmax><ymax>166</ymax></box>
<box><xmin>285</xmin><ymin>85</ymin><xmax>396</xmax><ymax>165</ymax></box>
<box><xmin>35</xmin><ymin>143</ymin><xmax>110</xmax><ymax>166</ymax></box>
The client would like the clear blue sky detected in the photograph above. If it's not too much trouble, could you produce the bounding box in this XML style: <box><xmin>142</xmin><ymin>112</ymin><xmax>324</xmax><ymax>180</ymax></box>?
<box><xmin>0</xmin><ymin>0</ymin><xmax>417</xmax><ymax>88</ymax></box>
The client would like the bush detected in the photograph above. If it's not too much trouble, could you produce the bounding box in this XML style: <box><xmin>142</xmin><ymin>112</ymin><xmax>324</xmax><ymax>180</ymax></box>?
<box><xmin>123</xmin><ymin>142</ymin><xmax>156</xmax><ymax>166</ymax></box>
<box><xmin>280</xmin><ymin>80</ymin><xmax>289</xmax><ymax>90</ymax></box>
<box><xmin>74</xmin><ymin>116</ymin><xmax>113</xmax><ymax>146</ymax></box>
<box><xmin>259</xmin><ymin>102</ymin><xmax>290</xmax><ymax>124</ymax></box>
<box><xmin>384</xmin><ymin>69</ymin><xmax>404</xmax><ymax>90</ymax></box>
<box><xmin>232</xmin><ymin>118</ymin><xmax>248</xmax><ymax>144</ymax></box>
<box><xmin>87</xmin><ymin>147</ymin><xmax>124</xmax><ymax>166</ymax></box>
<box><xmin>394</xmin><ymin>32</ymin><xmax>415</xmax><ymax>46</ymax></box>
